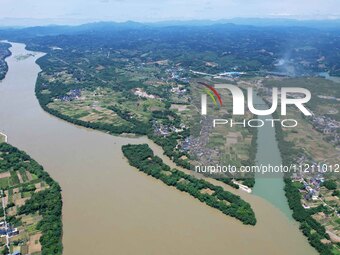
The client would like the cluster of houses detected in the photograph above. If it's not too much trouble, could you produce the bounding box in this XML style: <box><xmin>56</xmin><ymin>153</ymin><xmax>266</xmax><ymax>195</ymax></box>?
<box><xmin>311</xmin><ymin>115</ymin><xmax>340</xmax><ymax>144</ymax></box>
<box><xmin>183</xmin><ymin>136</ymin><xmax>220</xmax><ymax>166</ymax></box>
<box><xmin>58</xmin><ymin>89</ymin><xmax>81</xmax><ymax>102</ymax></box>
<box><xmin>303</xmin><ymin>177</ymin><xmax>323</xmax><ymax>202</ymax></box>
<box><xmin>181</xmin><ymin>136</ymin><xmax>216</xmax><ymax>162</ymax></box>
<box><xmin>165</xmin><ymin>67</ymin><xmax>190</xmax><ymax>84</ymax></box>
<box><xmin>179</xmin><ymin>117</ymin><xmax>220</xmax><ymax>166</ymax></box>
<box><xmin>152</xmin><ymin>121</ymin><xmax>186</xmax><ymax>137</ymax></box>
<box><xmin>180</xmin><ymin>137</ymin><xmax>191</xmax><ymax>152</ymax></box>
<box><xmin>170</xmin><ymin>85</ymin><xmax>187</xmax><ymax>96</ymax></box>
<box><xmin>0</xmin><ymin>221</ymin><xmax>19</xmax><ymax>238</ymax></box>
<box><xmin>293</xmin><ymin>173</ymin><xmax>324</xmax><ymax>204</ymax></box>
<box><xmin>133</xmin><ymin>88</ymin><xmax>158</xmax><ymax>99</ymax></box>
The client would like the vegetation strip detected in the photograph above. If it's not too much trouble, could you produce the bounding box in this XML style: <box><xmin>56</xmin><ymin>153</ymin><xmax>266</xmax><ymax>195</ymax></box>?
<box><xmin>122</xmin><ymin>144</ymin><xmax>256</xmax><ymax>225</ymax></box>
<box><xmin>0</xmin><ymin>42</ymin><xmax>11</xmax><ymax>81</ymax></box>
<box><xmin>273</xmin><ymin>111</ymin><xmax>334</xmax><ymax>255</ymax></box>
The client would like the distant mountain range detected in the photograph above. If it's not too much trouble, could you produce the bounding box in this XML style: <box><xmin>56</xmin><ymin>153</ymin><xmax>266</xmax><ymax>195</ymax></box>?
<box><xmin>0</xmin><ymin>18</ymin><xmax>339</xmax><ymax>42</ymax></box>
<box><xmin>1</xmin><ymin>17</ymin><xmax>340</xmax><ymax>30</ymax></box>
<box><xmin>147</xmin><ymin>18</ymin><xmax>340</xmax><ymax>29</ymax></box>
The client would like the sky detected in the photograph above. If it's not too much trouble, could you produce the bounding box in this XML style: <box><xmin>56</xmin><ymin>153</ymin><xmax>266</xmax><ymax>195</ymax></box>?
<box><xmin>1</xmin><ymin>0</ymin><xmax>340</xmax><ymax>26</ymax></box>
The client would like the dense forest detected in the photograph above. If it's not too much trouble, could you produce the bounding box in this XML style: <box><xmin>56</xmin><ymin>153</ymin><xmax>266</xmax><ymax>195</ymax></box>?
<box><xmin>1</xmin><ymin>22</ymin><xmax>340</xmax><ymax>75</ymax></box>
<box><xmin>122</xmin><ymin>144</ymin><xmax>256</xmax><ymax>225</ymax></box>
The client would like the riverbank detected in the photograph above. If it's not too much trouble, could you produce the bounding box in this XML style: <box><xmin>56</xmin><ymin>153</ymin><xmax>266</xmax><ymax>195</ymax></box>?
<box><xmin>0</xmin><ymin>41</ymin><xmax>11</xmax><ymax>81</ymax></box>
<box><xmin>272</xmin><ymin>109</ymin><xmax>334</xmax><ymax>255</ymax></box>
<box><xmin>0</xmin><ymin>143</ymin><xmax>62</xmax><ymax>254</ymax></box>
<box><xmin>0</xmin><ymin>132</ymin><xmax>7</xmax><ymax>143</ymax></box>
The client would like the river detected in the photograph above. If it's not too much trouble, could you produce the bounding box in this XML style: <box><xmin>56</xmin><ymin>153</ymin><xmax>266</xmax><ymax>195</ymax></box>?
<box><xmin>0</xmin><ymin>42</ymin><xmax>317</xmax><ymax>255</ymax></box>
<box><xmin>252</xmin><ymin>95</ymin><xmax>294</xmax><ymax>219</ymax></box>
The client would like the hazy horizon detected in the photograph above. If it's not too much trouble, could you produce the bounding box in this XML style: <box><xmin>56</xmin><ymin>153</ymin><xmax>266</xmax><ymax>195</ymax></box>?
<box><xmin>1</xmin><ymin>0</ymin><xmax>340</xmax><ymax>27</ymax></box>
<box><xmin>1</xmin><ymin>17</ymin><xmax>340</xmax><ymax>28</ymax></box>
